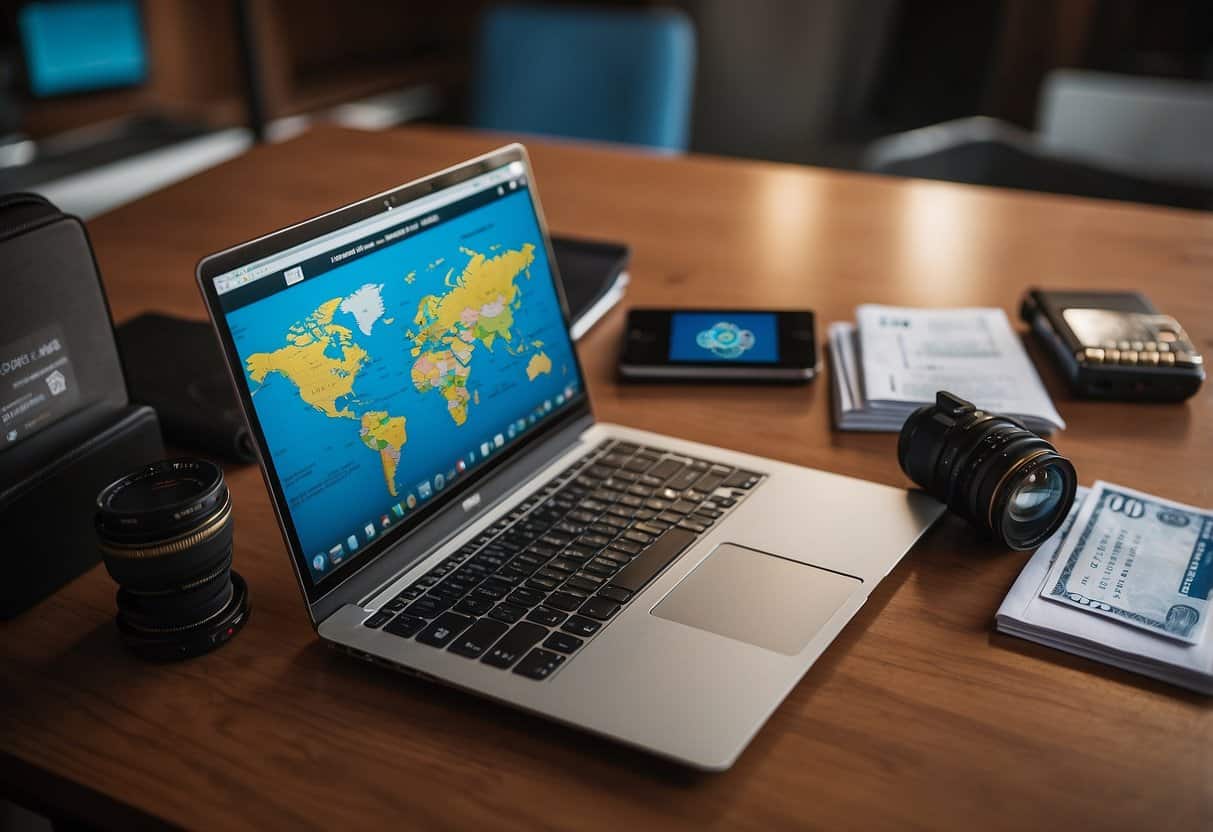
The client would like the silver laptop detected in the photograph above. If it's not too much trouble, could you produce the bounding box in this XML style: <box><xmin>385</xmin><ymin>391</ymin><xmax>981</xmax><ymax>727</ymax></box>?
<box><xmin>197</xmin><ymin>144</ymin><xmax>942</xmax><ymax>770</ymax></box>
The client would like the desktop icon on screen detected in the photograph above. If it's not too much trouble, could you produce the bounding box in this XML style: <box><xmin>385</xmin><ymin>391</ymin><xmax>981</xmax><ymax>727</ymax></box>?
<box><xmin>346</xmin><ymin>534</ymin><xmax>359</xmax><ymax>552</ymax></box>
<box><xmin>328</xmin><ymin>544</ymin><xmax>343</xmax><ymax>564</ymax></box>
<box><xmin>434</xmin><ymin>473</ymin><xmax>446</xmax><ymax>491</ymax></box>
<box><xmin>480</xmin><ymin>441</ymin><xmax>491</xmax><ymax>457</ymax></box>
<box><xmin>313</xmin><ymin>554</ymin><xmax>326</xmax><ymax>572</ymax></box>
<box><xmin>364</xmin><ymin>523</ymin><xmax>375</xmax><ymax>539</ymax></box>
<box><xmin>494</xmin><ymin>433</ymin><xmax>504</xmax><ymax>448</ymax></box>
<box><xmin>507</xmin><ymin>424</ymin><xmax>516</xmax><ymax>439</ymax></box>
<box><xmin>392</xmin><ymin>504</ymin><xmax>404</xmax><ymax>518</ymax></box>
<box><xmin>406</xmin><ymin>493</ymin><xmax>417</xmax><ymax>509</ymax></box>
<box><xmin>418</xmin><ymin>481</ymin><xmax>432</xmax><ymax>499</ymax></box>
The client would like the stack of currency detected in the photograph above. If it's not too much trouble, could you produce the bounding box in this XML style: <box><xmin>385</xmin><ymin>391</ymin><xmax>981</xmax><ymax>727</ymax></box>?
<box><xmin>996</xmin><ymin>482</ymin><xmax>1213</xmax><ymax>694</ymax></box>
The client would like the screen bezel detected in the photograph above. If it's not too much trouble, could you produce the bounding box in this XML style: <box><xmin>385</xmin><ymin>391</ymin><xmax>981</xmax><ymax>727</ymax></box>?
<box><xmin>196</xmin><ymin>144</ymin><xmax>592</xmax><ymax>605</ymax></box>
<box><xmin>621</xmin><ymin>308</ymin><xmax>817</xmax><ymax>369</ymax></box>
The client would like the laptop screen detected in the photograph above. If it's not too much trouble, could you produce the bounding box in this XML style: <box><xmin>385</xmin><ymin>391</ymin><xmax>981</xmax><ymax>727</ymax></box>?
<box><xmin>211</xmin><ymin>159</ymin><xmax>584</xmax><ymax>588</ymax></box>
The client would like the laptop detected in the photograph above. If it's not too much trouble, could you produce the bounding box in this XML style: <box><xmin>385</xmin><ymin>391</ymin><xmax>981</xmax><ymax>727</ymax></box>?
<box><xmin>197</xmin><ymin>144</ymin><xmax>943</xmax><ymax>770</ymax></box>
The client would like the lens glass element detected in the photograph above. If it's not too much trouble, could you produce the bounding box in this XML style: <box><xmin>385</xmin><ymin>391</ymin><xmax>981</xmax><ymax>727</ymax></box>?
<box><xmin>1004</xmin><ymin>462</ymin><xmax>1070</xmax><ymax>545</ymax></box>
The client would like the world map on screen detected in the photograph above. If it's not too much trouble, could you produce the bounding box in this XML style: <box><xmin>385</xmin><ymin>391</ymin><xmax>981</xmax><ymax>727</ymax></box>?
<box><xmin>226</xmin><ymin>190</ymin><xmax>579</xmax><ymax>574</ymax></box>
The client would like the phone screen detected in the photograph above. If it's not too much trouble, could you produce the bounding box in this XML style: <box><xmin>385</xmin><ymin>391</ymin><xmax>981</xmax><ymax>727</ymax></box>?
<box><xmin>668</xmin><ymin>312</ymin><xmax>780</xmax><ymax>363</ymax></box>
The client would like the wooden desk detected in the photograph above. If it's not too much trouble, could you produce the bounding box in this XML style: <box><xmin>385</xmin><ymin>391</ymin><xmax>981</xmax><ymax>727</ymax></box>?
<box><xmin>3</xmin><ymin>126</ymin><xmax>1211</xmax><ymax>830</ymax></box>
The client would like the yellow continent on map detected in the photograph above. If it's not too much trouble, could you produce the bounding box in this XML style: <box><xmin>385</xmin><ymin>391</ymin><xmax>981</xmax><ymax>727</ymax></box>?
<box><xmin>245</xmin><ymin>298</ymin><xmax>367</xmax><ymax>419</ymax></box>
<box><xmin>525</xmin><ymin>351</ymin><xmax>552</xmax><ymax>381</ymax></box>
<box><xmin>408</xmin><ymin>244</ymin><xmax>535</xmax><ymax>425</ymax></box>
<box><xmin>359</xmin><ymin>411</ymin><xmax>407</xmax><ymax>496</ymax></box>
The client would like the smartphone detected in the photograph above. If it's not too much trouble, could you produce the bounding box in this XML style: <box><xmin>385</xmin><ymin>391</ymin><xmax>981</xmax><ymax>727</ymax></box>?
<box><xmin>618</xmin><ymin>308</ymin><xmax>817</xmax><ymax>382</ymax></box>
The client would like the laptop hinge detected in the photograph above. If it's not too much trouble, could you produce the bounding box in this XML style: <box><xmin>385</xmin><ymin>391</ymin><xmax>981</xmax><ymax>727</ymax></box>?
<box><xmin>309</xmin><ymin>409</ymin><xmax>595</xmax><ymax>624</ymax></box>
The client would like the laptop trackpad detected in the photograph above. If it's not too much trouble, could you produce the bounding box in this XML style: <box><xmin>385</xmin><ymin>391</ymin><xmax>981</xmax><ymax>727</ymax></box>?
<box><xmin>651</xmin><ymin>543</ymin><xmax>862</xmax><ymax>656</ymax></box>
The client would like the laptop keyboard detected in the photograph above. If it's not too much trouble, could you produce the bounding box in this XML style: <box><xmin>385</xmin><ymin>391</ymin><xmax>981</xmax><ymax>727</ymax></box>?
<box><xmin>360</xmin><ymin>439</ymin><xmax>764</xmax><ymax>681</ymax></box>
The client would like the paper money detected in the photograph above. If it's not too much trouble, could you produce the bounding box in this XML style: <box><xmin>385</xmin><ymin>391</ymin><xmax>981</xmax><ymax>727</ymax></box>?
<box><xmin>1040</xmin><ymin>481</ymin><xmax>1213</xmax><ymax>644</ymax></box>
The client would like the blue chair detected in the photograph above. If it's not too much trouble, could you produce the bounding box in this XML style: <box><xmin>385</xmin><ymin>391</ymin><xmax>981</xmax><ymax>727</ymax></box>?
<box><xmin>472</xmin><ymin>5</ymin><xmax>696</xmax><ymax>151</ymax></box>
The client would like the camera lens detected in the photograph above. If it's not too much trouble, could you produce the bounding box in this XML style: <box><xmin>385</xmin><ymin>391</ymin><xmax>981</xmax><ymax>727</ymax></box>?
<box><xmin>898</xmin><ymin>391</ymin><xmax>1077</xmax><ymax>550</ymax></box>
<box><xmin>95</xmin><ymin>459</ymin><xmax>249</xmax><ymax>660</ymax></box>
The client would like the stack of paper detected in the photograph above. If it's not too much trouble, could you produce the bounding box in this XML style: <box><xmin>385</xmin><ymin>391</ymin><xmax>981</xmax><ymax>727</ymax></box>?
<box><xmin>996</xmin><ymin>483</ymin><xmax>1213</xmax><ymax>695</ymax></box>
<box><xmin>828</xmin><ymin>305</ymin><xmax>1064</xmax><ymax>433</ymax></box>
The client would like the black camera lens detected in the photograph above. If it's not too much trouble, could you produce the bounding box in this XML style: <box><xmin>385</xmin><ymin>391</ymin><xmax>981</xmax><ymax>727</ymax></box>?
<box><xmin>96</xmin><ymin>459</ymin><xmax>249</xmax><ymax>661</ymax></box>
<box><xmin>898</xmin><ymin>391</ymin><xmax>1077</xmax><ymax>550</ymax></box>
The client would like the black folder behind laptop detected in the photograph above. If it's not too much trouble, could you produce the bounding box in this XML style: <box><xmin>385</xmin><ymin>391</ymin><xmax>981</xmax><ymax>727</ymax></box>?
<box><xmin>117</xmin><ymin>235</ymin><xmax>629</xmax><ymax>463</ymax></box>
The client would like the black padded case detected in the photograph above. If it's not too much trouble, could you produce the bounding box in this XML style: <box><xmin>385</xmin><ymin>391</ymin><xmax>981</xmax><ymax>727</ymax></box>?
<box><xmin>0</xmin><ymin>193</ymin><xmax>164</xmax><ymax>618</ymax></box>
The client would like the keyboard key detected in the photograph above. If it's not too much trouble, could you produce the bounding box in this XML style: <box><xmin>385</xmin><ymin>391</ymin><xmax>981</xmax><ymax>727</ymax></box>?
<box><xmin>495</xmin><ymin>566</ymin><xmax>528</xmax><ymax>584</ymax></box>
<box><xmin>572</xmin><ymin>571</ymin><xmax>605</xmax><ymax>587</ymax></box>
<box><xmin>489</xmin><ymin>602</ymin><xmax>527</xmax><ymax>624</ymax></box>
<box><xmin>453</xmin><ymin>597</ymin><xmax>493</xmax><ymax>616</ymax></box>
<box><xmin>382</xmin><ymin>598</ymin><xmax>409</xmax><ymax>613</ymax></box>
<box><xmin>385</xmin><ymin>614</ymin><xmax>427</xmax><ymax>638</ymax></box>
<box><xmin>513</xmin><ymin>648</ymin><xmax>566</xmax><ymax>680</ymax></box>
<box><xmin>363</xmin><ymin>610</ymin><xmax>395</xmax><ymax>628</ymax></box>
<box><xmin>583</xmin><ymin>561</ymin><xmax>616</xmax><ymax>578</ymax></box>
<box><xmin>406</xmin><ymin>596</ymin><xmax>448</xmax><ymax>618</ymax></box>
<box><xmin>536</xmin><ymin>567</ymin><xmax>568</xmax><ymax>583</ymax></box>
<box><xmin>561</xmin><ymin>615</ymin><xmax>601</xmax><ymax>637</ymax></box>
<box><xmin>448</xmin><ymin>618</ymin><xmax>510</xmax><ymax>659</ymax></box>
<box><xmin>482</xmin><ymin>622</ymin><xmax>548</xmax><ymax>668</ymax></box>
<box><xmin>632</xmin><ymin>521</ymin><xmax>668</xmax><ymax>537</ymax></box>
<box><xmin>597</xmin><ymin>586</ymin><xmax>632</xmax><ymax>604</ymax></box>
<box><xmin>428</xmin><ymin>584</ymin><xmax>464</xmax><ymax>602</ymax></box>
<box><xmin>598</xmin><ymin>550</ymin><xmax>631</xmax><ymax>566</ymax></box>
<box><xmin>526</xmin><ymin>575</ymin><xmax>560</xmax><ymax>592</ymax></box>
<box><xmin>608</xmin><ymin>528</ymin><xmax>697</xmax><ymax>593</ymax></box>
<box><xmin>647</xmin><ymin>458</ymin><xmax>685</xmax><ymax>481</ymax></box>
<box><xmin>561</xmin><ymin>545</ymin><xmax>593</xmax><ymax>562</ymax></box>
<box><xmin>580</xmin><ymin>597</ymin><xmax>620</xmax><ymax>621</ymax></box>
<box><xmin>691</xmin><ymin>512</ymin><xmax>718</xmax><ymax>526</ymax></box>
<box><xmin>623</xmin><ymin>457</ymin><xmax>654</xmax><ymax>473</ymax></box>
<box><xmin>470</xmin><ymin>583</ymin><xmax>509</xmax><ymax>603</ymax></box>
<box><xmin>548</xmin><ymin>558</ymin><xmax>579</xmax><ymax>574</ymax></box>
<box><xmin>578</xmin><ymin>533</ymin><xmax>612</xmax><ymax>550</ymax></box>
<box><xmin>512</xmin><ymin>554</ymin><xmax>545</xmax><ymax>570</ymax></box>
<box><xmin>666</xmin><ymin>468</ymin><xmax>702</xmax><ymax>491</ymax></box>
<box><xmin>622</xmin><ymin>530</ymin><xmax>653</xmax><ymax>546</ymax></box>
<box><xmin>546</xmin><ymin>591</ymin><xmax>585</xmax><ymax>612</ymax></box>
<box><xmin>693</xmin><ymin>474</ymin><xmax>725</xmax><ymax>493</ymax></box>
<box><xmin>507</xmin><ymin>587</ymin><xmax>546</xmax><ymax>607</ymax></box>
<box><xmin>526</xmin><ymin>606</ymin><xmax>567</xmax><ymax>626</ymax></box>
<box><xmin>609</xmin><ymin>540</ymin><xmax>642</xmax><ymax>555</ymax></box>
<box><xmin>416</xmin><ymin>612</ymin><xmax>473</xmax><ymax>647</ymax></box>
<box><xmin>722</xmin><ymin>470</ymin><xmax>762</xmax><ymax>489</ymax></box>
<box><xmin>564</xmin><ymin>576</ymin><xmax>600</xmax><ymax>594</ymax></box>
<box><xmin>544</xmin><ymin>631</ymin><xmax>584</xmax><ymax>653</ymax></box>
<box><xmin>678</xmin><ymin>519</ymin><xmax>708</xmax><ymax>534</ymax></box>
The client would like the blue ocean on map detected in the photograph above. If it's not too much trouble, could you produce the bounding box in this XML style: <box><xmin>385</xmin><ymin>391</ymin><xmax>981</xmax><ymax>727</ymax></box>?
<box><xmin>226</xmin><ymin>190</ymin><xmax>581</xmax><ymax>574</ymax></box>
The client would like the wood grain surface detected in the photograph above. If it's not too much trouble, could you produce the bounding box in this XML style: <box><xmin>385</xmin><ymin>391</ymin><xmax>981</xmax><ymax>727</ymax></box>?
<box><xmin>2</xmin><ymin>126</ymin><xmax>1211</xmax><ymax>830</ymax></box>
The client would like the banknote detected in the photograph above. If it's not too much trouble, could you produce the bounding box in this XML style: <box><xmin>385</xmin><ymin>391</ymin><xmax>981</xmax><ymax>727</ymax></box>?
<box><xmin>1040</xmin><ymin>481</ymin><xmax>1213</xmax><ymax>644</ymax></box>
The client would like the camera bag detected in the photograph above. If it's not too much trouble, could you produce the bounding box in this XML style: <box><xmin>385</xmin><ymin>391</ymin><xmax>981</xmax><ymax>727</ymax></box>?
<box><xmin>0</xmin><ymin>193</ymin><xmax>164</xmax><ymax>618</ymax></box>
